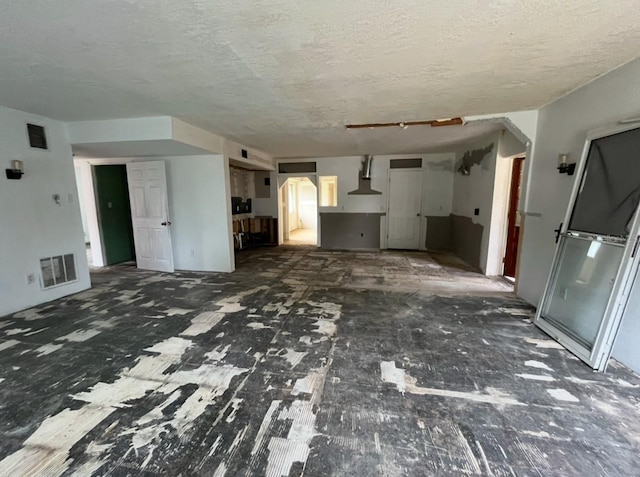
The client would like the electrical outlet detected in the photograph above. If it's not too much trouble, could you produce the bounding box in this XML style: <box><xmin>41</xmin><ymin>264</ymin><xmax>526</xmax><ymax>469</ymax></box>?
<box><xmin>26</xmin><ymin>273</ymin><xmax>35</xmax><ymax>285</ymax></box>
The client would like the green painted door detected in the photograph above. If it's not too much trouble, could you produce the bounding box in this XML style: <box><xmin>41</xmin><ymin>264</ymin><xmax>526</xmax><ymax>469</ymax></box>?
<box><xmin>94</xmin><ymin>165</ymin><xmax>136</xmax><ymax>265</ymax></box>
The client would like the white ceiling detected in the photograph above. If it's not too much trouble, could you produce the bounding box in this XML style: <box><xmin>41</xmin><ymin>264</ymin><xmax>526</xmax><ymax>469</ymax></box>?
<box><xmin>1</xmin><ymin>1</ymin><xmax>639</xmax><ymax>157</ymax></box>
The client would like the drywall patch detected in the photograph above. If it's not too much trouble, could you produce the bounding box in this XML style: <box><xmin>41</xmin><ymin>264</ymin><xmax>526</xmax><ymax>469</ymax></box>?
<box><xmin>458</xmin><ymin>143</ymin><xmax>495</xmax><ymax>172</ymax></box>
<box><xmin>425</xmin><ymin>158</ymin><xmax>454</xmax><ymax>172</ymax></box>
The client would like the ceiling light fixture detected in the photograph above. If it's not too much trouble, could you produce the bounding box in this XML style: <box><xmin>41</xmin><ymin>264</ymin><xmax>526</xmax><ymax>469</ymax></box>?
<box><xmin>346</xmin><ymin>117</ymin><xmax>465</xmax><ymax>130</ymax></box>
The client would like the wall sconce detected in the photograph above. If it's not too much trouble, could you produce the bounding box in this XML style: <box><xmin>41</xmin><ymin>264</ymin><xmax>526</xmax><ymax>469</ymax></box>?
<box><xmin>557</xmin><ymin>154</ymin><xmax>576</xmax><ymax>175</ymax></box>
<box><xmin>5</xmin><ymin>160</ymin><xmax>24</xmax><ymax>180</ymax></box>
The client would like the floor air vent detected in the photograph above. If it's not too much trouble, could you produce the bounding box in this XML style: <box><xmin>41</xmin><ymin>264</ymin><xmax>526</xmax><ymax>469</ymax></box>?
<box><xmin>40</xmin><ymin>254</ymin><xmax>77</xmax><ymax>289</ymax></box>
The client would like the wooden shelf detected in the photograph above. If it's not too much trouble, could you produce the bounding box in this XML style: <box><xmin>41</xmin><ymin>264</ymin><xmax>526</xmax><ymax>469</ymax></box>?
<box><xmin>233</xmin><ymin>216</ymin><xmax>278</xmax><ymax>250</ymax></box>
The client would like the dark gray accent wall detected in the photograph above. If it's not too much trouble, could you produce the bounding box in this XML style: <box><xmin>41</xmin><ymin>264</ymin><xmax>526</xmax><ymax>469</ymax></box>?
<box><xmin>254</xmin><ymin>171</ymin><xmax>271</xmax><ymax>198</ymax></box>
<box><xmin>450</xmin><ymin>214</ymin><xmax>483</xmax><ymax>270</ymax></box>
<box><xmin>320</xmin><ymin>213</ymin><xmax>383</xmax><ymax>250</ymax></box>
<box><xmin>425</xmin><ymin>216</ymin><xmax>451</xmax><ymax>251</ymax></box>
<box><xmin>390</xmin><ymin>158</ymin><xmax>422</xmax><ymax>169</ymax></box>
<box><xmin>278</xmin><ymin>162</ymin><xmax>317</xmax><ymax>173</ymax></box>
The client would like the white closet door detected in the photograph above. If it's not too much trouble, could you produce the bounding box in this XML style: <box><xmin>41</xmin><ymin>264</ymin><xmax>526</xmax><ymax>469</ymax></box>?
<box><xmin>126</xmin><ymin>161</ymin><xmax>174</xmax><ymax>272</ymax></box>
<box><xmin>387</xmin><ymin>169</ymin><xmax>423</xmax><ymax>250</ymax></box>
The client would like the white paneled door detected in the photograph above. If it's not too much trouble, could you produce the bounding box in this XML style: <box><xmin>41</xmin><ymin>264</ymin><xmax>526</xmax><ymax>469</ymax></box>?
<box><xmin>387</xmin><ymin>168</ymin><xmax>423</xmax><ymax>250</ymax></box>
<box><xmin>126</xmin><ymin>161</ymin><xmax>174</xmax><ymax>272</ymax></box>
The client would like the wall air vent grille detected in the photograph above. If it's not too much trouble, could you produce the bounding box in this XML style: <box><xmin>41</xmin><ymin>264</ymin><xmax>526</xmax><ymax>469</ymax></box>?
<box><xmin>27</xmin><ymin>123</ymin><xmax>48</xmax><ymax>150</ymax></box>
<box><xmin>40</xmin><ymin>254</ymin><xmax>77</xmax><ymax>289</ymax></box>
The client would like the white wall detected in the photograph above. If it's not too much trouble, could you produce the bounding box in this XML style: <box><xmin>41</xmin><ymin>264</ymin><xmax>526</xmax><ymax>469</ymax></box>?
<box><xmin>487</xmin><ymin>131</ymin><xmax>526</xmax><ymax>276</ymax></box>
<box><xmin>162</xmin><ymin>155</ymin><xmax>234</xmax><ymax>272</ymax></box>
<box><xmin>452</xmin><ymin>133</ymin><xmax>500</xmax><ymax>273</ymax></box>
<box><xmin>73</xmin><ymin>164</ymin><xmax>90</xmax><ymax>243</ymax></box>
<box><xmin>0</xmin><ymin>106</ymin><xmax>90</xmax><ymax>317</ymax></box>
<box><xmin>74</xmin><ymin>161</ymin><xmax>105</xmax><ymax>267</ymax></box>
<box><xmin>452</xmin><ymin>130</ymin><xmax>526</xmax><ymax>275</ymax></box>
<box><xmin>276</xmin><ymin>154</ymin><xmax>455</xmax><ymax>248</ymax></box>
<box><xmin>518</xmin><ymin>58</ymin><xmax>640</xmax><ymax>307</ymax></box>
<box><xmin>75</xmin><ymin>155</ymin><xmax>235</xmax><ymax>273</ymax></box>
<box><xmin>297</xmin><ymin>180</ymin><xmax>318</xmax><ymax>229</ymax></box>
<box><xmin>253</xmin><ymin>171</ymin><xmax>278</xmax><ymax>217</ymax></box>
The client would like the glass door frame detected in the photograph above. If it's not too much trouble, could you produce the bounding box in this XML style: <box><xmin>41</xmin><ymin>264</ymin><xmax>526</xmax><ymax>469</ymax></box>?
<box><xmin>534</xmin><ymin>122</ymin><xmax>640</xmax><ymax>371</ymax></box>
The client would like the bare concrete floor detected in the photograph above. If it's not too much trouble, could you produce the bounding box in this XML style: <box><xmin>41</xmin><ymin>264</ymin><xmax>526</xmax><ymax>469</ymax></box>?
<box><xmin>0</xmin><ymin>247</ymin><xmax>639</xmax><ymax>476</ymax></box>
<box><xmin>284</xmin><ymin>228</ymin><xmax>317</xmax><ymax>246</ymax></box>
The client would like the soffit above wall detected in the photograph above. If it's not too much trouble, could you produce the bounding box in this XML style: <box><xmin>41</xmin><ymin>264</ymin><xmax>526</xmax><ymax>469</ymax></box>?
<box><xmin>66</xmin><ymin>116</ymin><xmax>226</xmax><ymax>157</ymax></box>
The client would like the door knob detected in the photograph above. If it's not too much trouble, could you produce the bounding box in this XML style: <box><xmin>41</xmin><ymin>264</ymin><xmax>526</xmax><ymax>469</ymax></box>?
<box><xmin>161</xmin><ymin>221</ymin><xmax>172</xmax><ymax>226</ymax></box>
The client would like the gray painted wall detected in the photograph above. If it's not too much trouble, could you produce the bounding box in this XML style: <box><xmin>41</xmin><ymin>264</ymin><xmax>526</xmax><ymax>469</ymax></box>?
<box><xmin>320</xmin><ymin>213</ymin><xmax>383</xmax><ymax>250</ymax></box>
<box><xmin>450</xmin><ymin>214</ymin><xmax>483</xmax><ymax>270</ymax></box>
<box><xmin>425</xmin><ymin>216</ymin><xmax>452</xmax><ymax>251</ymax></box>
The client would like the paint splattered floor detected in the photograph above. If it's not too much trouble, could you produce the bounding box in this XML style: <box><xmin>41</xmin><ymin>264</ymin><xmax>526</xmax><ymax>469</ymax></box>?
<box><xmin>1</xmin><ymin>247</ymin><xmax>640</xmax><ymax>476</ymax></box>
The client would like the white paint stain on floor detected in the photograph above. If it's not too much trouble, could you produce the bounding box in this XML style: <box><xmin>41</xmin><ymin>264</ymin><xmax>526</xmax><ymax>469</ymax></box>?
<box><xmin>280</xmin><ymin>348</ymin><xmax>307</xmax><ymax>368</ymax></box>
<box><xmin>525</xmin><ymin>360</ymin><xmax>553</xmax><ymax>371</ymax></box>
<box><xmin>0</xmin><ymin>298</ymin><xmax>253</xmax><ymax>477</ymax></box>
<box><xmin>380</xmin><ymin>361</ymin><xmax>525</xmax><ymax>406</ymax></box>
<box><xmin>56</xmin><ymin>329</ymin><xmax>102</xmax><ymax>343</ymax></box>
<box><xmin>35</xmin><ymin>343</ymin><xmax>64</xmax><ymax>357</ymax></box>
<box><xmin>247</xmin><ymin>322</ymin><xmax>272</xmax><ymax>330</ymax></box>
<box><xmin>525</xmin><ymin>338</ymin><xmax>564</xmax><ymax>349</ymax></box>
<box><xmin>0</xmin><ymin>339</ymin><xmax>20</xmax><ymax>352</ymax></box>
<box><xmin>516</xmin><ymin>373</ymin><xmax>556</xmax><ymax>382</ymax></box>
<box><xmin>5</xmin><ymin>328</ymin><xmax>31</xmax><ymax>335</ymax></box>
<box><xmin>181</xmin><ymin>311</ymin><xmax>225</xmax><ymax>336</ymax></box>
<box><xmin>547</xmin><ymin>388</ymin><xmax>580</xmax><ymax>402</ymax></box>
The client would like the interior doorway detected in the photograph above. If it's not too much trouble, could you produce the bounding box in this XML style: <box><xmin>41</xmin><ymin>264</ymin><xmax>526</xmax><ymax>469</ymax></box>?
<box><xmin>503</xmin><ymin>156</ymin><xmax>525</xmax><ymax>280</ymax></box>
<box><xmin>387</xmin><ymin>168</ymin><xmax>423</xmax><ymax>250</ymax></box>
<box><xmin>75</xmin><ymin>159</ymin><xmax>175</xmax><ymax>272</ymax></box>
<box><xmin>279</xmin><ymin>177</ymin><xmax>318</xmax><ymax>245</ymax></box>
<box><xmin>93</xmin><ymin>165</ymin><xmax>136</xmax><ymax>266</ymax></box>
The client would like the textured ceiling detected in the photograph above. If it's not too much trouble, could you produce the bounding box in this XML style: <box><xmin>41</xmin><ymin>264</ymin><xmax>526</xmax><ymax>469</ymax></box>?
<box><xmin>1</xmin><ymin>1</ymin><xmax>639</xmax><ymax>157</ymax></box>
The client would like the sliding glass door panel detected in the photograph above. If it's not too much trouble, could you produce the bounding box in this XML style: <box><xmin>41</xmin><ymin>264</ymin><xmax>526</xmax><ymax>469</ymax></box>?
<box><xmin>540</xmin><ymin>237</ymin><xmax>624</xmax><ymax>349</ymax></box>
<box><xmin>535</xmin><ymin>124</ymin><xmax>640</xmax><ymax>371</ymax></box>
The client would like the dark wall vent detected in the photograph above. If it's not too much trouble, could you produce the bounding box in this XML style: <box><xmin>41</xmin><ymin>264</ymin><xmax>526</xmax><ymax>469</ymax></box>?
<box><xmin>241</xmin><ymin>149</ymin><xmax>248</xmax><ymax>158</ymax></box>
<box><xmin>27</xmin><ymin>123</ymin><xmax>48</xmax><ymax>150</ymax></box>
<box><xmin>390</xmin><ymin>158</ymin><xmax>422</xmax><ymax>169</ymax></box>
<box><xmin>278</xmin><ymin>162</ymin><xmax>317</xmax><ymax>174</ymax></box>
